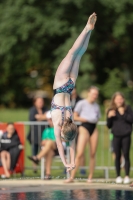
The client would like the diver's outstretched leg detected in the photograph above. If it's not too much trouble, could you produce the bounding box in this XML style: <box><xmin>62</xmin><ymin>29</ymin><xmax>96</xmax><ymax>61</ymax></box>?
<box><xmin>53</xmin><ymin>13</ymin><xmax>97</xmax><ymax>87</ymax></box>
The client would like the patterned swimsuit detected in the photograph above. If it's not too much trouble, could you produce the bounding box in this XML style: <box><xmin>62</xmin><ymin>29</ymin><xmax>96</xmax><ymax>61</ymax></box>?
<box><xmin>51</xmin><ymin>78</ymin><xmax>75</xmax><ymax>122</ymax></box>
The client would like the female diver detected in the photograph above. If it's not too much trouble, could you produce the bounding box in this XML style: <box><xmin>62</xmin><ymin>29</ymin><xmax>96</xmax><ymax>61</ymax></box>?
<box><xmin>51</xmin><ymin>13</ymin><xmax>97</xmax><ymax>172</ymax></box>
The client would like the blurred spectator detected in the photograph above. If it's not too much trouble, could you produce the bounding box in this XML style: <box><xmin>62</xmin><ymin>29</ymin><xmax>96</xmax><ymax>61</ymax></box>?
<box><xmin>27</xmin><ymin>97</ymin><xmax>48</xmax><ymax>172</ymax></box>
<box><xmin>28</xmin><ymin>111</ymin><xmax>60</xmax><ymax>179</ymax></box>
<box><xmin>104</xmin><ymin>99</ymin><xmax>125</xmax><ymax>170</ymax></box>
<box><xmin>0</xmin><ymin>123</ymin><xmax>22</xmax><ymax>178</ymax></box>
<box><xmin>65</xmin><ymin>86</ymin><xmax>100</xmax><ymax>183</ymax></box>
<box><xmin>71</xmin><ymin>87</ymin><xmax>82</xmax><ymax>111</ymax></box>
<box><xmin>107</xmin><ymin>92</ymin><xmax>133</xmax><ymax>184</ymax></box>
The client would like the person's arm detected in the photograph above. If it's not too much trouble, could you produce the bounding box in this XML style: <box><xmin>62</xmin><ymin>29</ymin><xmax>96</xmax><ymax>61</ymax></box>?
<box><xmin>35</xmin><ymin>108</ymin><xmax>48</xmax><ymax>121</ymax></box>
<box><xmin>74</xmin><ymin>112</ymin><xmax>87</xmax><ymax>122</ymax></box>
<box><xmin>106</xmin><ymin>109</ymin><xmax>116</xmax><ymax>129</ymax></box>
<box><xmin>69</xmin><ymin>138</ymin><xmax>76</xmax><ymax>167</ymax></box>
<box><xmin>6</xmin><ymin>134</ymin><xmax>21</xmax><ymax>150</ymax></box>
<box><xmin>106</xmin><ymin>117</ymin><xmax>113</xmax><ymax>129</ymax></box>
<box><xmin>123</xmin><ymin>106</ymin><xmax>133</xmax><ymax>123</ymax></box>
<box><xmin>0</xmin><ymin>137</ymin><xmax>8</xmax><ymax>151</ymax></box>
<box><xmin>29</xmin><ymin>107</ymin><xmax>36</xmax><ymax>121</ymax></box>
<box><xmin>54</xmin><ymin>125</ymin><xmax>67</xmax><ymax>166</ymax></box>
<box><xmin>74</xmin><ymin>101</ymin><xmax>87</xmax><ymax>122</ymax></box>
<box><xmin>35</xmin><ymin>113</ymin><xmax>47</xmax><ymax>121</ymax></box>
<box><xmin>1</xmin><ymin>134</ymin><xmax>20</xmax><ymax>151</ymax></box>
<box><xmin>98</xmin><ymin>105</ymin><xmax>101</xmax><ymax>120</ymax></box>
<box><xmin>54</xmin><ymin>125</ymin><xmax>75</xmax><ymax>171</ymax></box>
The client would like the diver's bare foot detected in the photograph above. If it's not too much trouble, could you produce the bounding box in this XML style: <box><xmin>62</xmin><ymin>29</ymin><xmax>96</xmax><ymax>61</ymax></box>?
<box><xmin>87</xmin><ymin>178</ymin><xmax>92</xmax><ymax>183</ymax></box>
<box><xmin>5</xmin><ymin>171</ymin><xmax>10</xmax><ymax>178</ymax></box>
<box><xmin>64</xmin><ymin>178</ymin><xmax>74</xmax><ymax>183</ymax></box>
<box><xmin>86</xmin><ymin>12</ymin><xmax>97</xmax><ymax>31</ymax></box>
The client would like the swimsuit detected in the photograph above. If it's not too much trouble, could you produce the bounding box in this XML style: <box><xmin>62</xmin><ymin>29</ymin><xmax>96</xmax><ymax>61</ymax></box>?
<box><xmin>51</xmin><ymin>78</ymin><xmax>75</xmax><ymax>122</ymax></box>
<box><xmin>81</xmin><ymin>122</ymin><xmax>96</xmax><ymax>136</ymax></box>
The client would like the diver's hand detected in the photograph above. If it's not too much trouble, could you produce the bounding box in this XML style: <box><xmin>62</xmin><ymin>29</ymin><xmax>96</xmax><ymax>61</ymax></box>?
<box><xmin>65</xmin><ymin>163</ymin><xmax>76</xmax><ymax>172</ymax></box>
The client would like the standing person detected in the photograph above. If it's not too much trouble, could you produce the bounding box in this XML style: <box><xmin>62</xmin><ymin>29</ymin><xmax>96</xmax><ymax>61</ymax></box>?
<box><xmin>51</xmin><ymin>13</ymin><xmax>97</xmax><ymax>171</ymax></box>
<box><xmin>27</xmin><ymin>97</ymin><xmax>48</xmax><ymax>172</ymax></box>
<box><xmin>0</xmin><ymin>123</ymin><xmax>22</xmax><ymax>178</ymax></box>
<box><xmin>107</xmin><ymin>92</ymin><xmax>133</xmax><ymax>184</ymax></box>
<box><xmin>65</xmin><ymin>86</ymin><xmax>100</xmax><ymax>182</ymax></box>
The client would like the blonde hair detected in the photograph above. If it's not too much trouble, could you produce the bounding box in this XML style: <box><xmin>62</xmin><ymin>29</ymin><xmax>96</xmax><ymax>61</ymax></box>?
<box><xmin>109</xmin><ymin>92</ymin><xmax>126</xmax><ymax>110</ymax></box>
<box><xmin>62</xmin><ymin>118</ymin><xmax>77</xmax><ymax>141</ymax></box>
<box><xmin>88</xmin><ymin>86</ymin><xmax>99</xmax><ymax>92</ymax></box>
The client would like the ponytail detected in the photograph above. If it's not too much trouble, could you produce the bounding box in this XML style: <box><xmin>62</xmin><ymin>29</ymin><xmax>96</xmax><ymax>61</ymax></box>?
<box><xmin>62</xmin><ymin>118</ymin><xmax>77</xmax><ymax>141</ymax></box>
<box><xmin>65</xmin><ymin>117</ymin><xmax>72</xmax><ymax>125</ymax></box>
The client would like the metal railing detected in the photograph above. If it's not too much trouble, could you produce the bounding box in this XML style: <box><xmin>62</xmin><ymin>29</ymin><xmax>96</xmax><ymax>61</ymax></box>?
<box><xmin>18</xmin><ymin>121</ymin><xmax>114</xmax><ymax>179</ymax></box>
<box><xmin>1</xmin><ymin>121</ymin><xmax>133</xmax><ymax>179</ymax></box>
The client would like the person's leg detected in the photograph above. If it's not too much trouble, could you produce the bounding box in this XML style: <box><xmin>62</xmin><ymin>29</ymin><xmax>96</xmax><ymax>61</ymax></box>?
<box><xmin>122</xmin><ymin>135</ymin><xmax>131</xmax><ymax>177</ymax></box>
<box><xmin>64</xmin><ymin>126</ymin><xmax>89</xmax><ymax>182</ymax></box>
<box><xmin>1</xmin><ymin>151</ymin><xmax>10</xmax><ymax>178</ymax></box>
<box><xmin>120</xmin><ymin>154</ymin><xmax>125</xmax><ymax>168</ymax></box>
<box><xmin>32</xmin><ymin>144</ymin><xmax>39</xmax><ymax>172</ymax></box>
<box><xmin>41</xmin><ymin>140</ymin><xmax>46</xmax><ymax>146</ymax></box>
<box><xmin>79</xmin><ymin>153</ymin><xmax>86</xmax><ymax>175</ymax></box>
<box><xmin>45</xmin><ymin>150</ymin><xmax>55</xmax><ymax>176</ymax></box>
<box><xmin>88</xmin><ymin>128</ymin><xmax>99</xmax><ymax>180</ymax></box>
<box><xmin>70</xmin><ymin>32</ymin><xmax>92</xmax><ymax>81</ymax></box>
<box><xmin>54</xmin><ymin>13</ymin><xmax>97</xmax><ymax>85</ymax></box>
<box><xmin>80</xmin><ymin>153</ymin><xmax>85</xmax><ymax>166</ymax></box>
<box><xmin>9</xmin><ymin>147</ymin><xmax>21</xmax><ymax>171</ymax></box>
<box><xmin>37</xmin><ymin>140</ymin><xmax>56</xmax><ymax>160</ymax></box>
<box><xmin>113</xmin><ymin>136</ymin><xmax>122</xmax><ymax>177</ymax></box>
<box><xmin>6</xmin><ymin>152</ymin><xmax>11</xmax><ymax>170</ymax></box>
<box><xmin>76</xmin><ymin>130</ymin><xmax>86</xmax><ymax>170</ymax></box>
<box><xmin>32</xmin><ymin>144</ymin><xmax>39</xmax><ymax>156</ymax></box>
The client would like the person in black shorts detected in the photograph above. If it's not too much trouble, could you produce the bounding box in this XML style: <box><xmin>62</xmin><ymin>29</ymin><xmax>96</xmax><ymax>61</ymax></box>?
<box><xmin>65</xmin><ymin>86</ymin><xmax>100</xmax><ymax>183</ymax></box>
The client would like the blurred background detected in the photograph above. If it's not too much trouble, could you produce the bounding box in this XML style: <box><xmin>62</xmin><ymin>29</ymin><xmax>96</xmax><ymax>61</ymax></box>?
<box><xmin>0</xmin><ymin>0</ymin><xmax>133</xmax><ymax>179</ymax></box>
<box><xmin>0</xmin><ymin>0</ymin><xmax>133</xmax><ymax>109</ymax></box>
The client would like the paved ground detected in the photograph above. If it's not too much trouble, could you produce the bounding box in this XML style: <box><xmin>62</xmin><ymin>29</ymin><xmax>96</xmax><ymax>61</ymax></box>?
<box><xmin>0</xmin><ymin>179</ymin><xmax>133</xmax><ymax>193</ymax></box>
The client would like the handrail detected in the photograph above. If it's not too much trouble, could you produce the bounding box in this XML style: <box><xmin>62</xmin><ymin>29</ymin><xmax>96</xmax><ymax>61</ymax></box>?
<box><xmin>15</xmin><ymin>121</ymin><xmax>107</xmax><ymax>125</ymax></box>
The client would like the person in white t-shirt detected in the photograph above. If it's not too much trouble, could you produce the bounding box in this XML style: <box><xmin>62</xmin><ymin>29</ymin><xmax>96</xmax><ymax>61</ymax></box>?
<box><xmin>65</xmin><ymin>86</ymin><xmax>100</xmax><ymax>183</ymax></box>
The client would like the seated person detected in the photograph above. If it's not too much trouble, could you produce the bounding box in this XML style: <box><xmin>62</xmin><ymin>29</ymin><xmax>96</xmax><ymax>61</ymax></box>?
<box><xmin>0</xmin><ymin>123</ymin><xmax>22</xmax><ymax>178</ymax></box>
<box><xmin>28</xmin><ymin>111</ymin><xmax>60</xmax><ymax>179</ymax></box>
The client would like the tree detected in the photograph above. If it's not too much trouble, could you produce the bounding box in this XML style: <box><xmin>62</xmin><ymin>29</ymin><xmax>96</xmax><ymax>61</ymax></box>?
<box><xmin>0</xmin><ymin>0</ymin><xmax>133</xmax><ymax>107</ymax></box>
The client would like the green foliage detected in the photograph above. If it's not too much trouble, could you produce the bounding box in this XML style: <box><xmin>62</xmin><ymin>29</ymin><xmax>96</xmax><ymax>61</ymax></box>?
<box><xmin>99</xmin><ymin>68</ymin><xmax>131</xmax><ymax>99</ymax></box>
<box><xmin>0</xmin><ymin>0</ymin><xmax>133</xmax><ymax>107</ymax></box>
